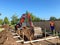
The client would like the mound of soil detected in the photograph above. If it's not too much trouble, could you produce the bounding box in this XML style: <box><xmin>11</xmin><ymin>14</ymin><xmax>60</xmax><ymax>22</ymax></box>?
<box><xmin>16</xmin><ymin>27</ymin><xmax>35</xmax><ymax>41</ymax></box>
<box><xmin>0</xmin><ymin>30</ymin><xmax>19</xmax><ymax>45</ymax></box>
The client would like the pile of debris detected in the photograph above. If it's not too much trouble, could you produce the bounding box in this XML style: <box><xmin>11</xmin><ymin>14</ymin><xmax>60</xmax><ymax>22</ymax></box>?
<box><xmin>16</xmin><ymin>27</ymin><xmax>35</xmax><ymax>41</ymax></box>
<box><xmin>0</xmin><ymin>30</ymin><xmax>19</xmax><ymax>45</ymax></box>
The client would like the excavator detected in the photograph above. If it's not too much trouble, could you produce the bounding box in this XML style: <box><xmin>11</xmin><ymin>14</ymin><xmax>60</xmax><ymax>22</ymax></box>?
<box><xmin>15</xmin><ymin>13</ymin><xmax>34</xmax><ymax>32</ymax></box>
<box><xmin>14</xmin><ymin>13</ymin><xmax>42</xmax><ymax>41</ymax></box>
<box><xmin>15</xmin><ymin>13</ymin><xmax>35</xmax><ymax>41</ymax></box>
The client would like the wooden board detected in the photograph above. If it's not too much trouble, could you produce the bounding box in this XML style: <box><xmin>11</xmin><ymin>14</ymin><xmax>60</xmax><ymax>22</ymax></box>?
<box><xmin>24</xmin><ymin>36</ymin><xmax>59</xmax><ymax>43</ymax></box>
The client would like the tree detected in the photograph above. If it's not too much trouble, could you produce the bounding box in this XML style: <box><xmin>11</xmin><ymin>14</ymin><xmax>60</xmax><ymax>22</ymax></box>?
<box><xmin>4</xmin><ymin>17</ymin><xmax>9</xmax><ymax>24</ymax></box>
<box><xmin>30</xmin><ymin>13</ymin><xmax>36</xmax><ymax>21</ymax></box>
<box><xmin>0</xmin><ymin>13</ymin><xmax>1</xmax><ymax>16</ymax></box>
<box><xmin>0</xmin><ymin>19</ymin><xmax>3</xmax><ymax>25</ymax></box>
<box><xmin>11</xmin><ymin>15</ymin><xmax>19</xmax><ymax>25</ymax></box>
<box><xmin>34</xmin><ymin>17</ymin><xmax>41</xmax><ymax>22</ymax></box>
<box><xmin>25</xmin><ymin>11</ymin><xmax>41</xmax><ymax>22</ymax></box>
<box><xmin>50</xmin><ymin>16</ymin><xmax>56</xmax><ymax>21</ymax></box>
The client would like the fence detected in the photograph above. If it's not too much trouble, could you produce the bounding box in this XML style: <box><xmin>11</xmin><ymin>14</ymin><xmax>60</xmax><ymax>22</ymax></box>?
<box><xmin>33</xmin><ymin>21</ymin><xmax>60</xmax><ymax>32</ymax></box>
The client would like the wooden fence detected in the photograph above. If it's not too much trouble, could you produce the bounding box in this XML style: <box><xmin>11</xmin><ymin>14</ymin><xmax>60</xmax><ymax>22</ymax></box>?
<box><xmin>33</xmin><ymin>21</ymin><xmax>60</xmax><ymax>32</ymax></box>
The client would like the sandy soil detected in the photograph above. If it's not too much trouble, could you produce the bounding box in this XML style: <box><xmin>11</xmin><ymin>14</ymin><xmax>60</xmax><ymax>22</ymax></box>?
<box><xmin>0</xmin><ymin>28</ymin><xmax>60</xmax><ymax>45</ymax></box>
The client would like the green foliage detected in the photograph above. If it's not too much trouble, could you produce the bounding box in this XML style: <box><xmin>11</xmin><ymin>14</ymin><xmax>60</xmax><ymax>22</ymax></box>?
<box><xmin>50</xmin><ymin>16</ymin><xmax>56</xmax><ymax>21</ymax></box>
<box><xmin>0</xmin><ymin>19</ymin><xmax>3</xmax><ymax>25</ymax></box>
<box><xmin>26</xmin><ymin>11</ymin><xmax>28</xmax><ymax>15</ymax></box>
<box><xmin>0</xmin><ymin>13</ymin><xmax>1</xmax><ymax>16</ymax></box>
<box><xmin>4</xmin><ymin>17</ymin><xmax>9</xmax><ymax>24</ymax></box>
<box><xmin>25</xmin><ymin>11</ymin><xmax>41</xmax><ymax>22</ymax></box>
<box><xmin>30</xmin><ymin>13</ymin><xmax>36</xmax><ymax>21</ymax></box>
<box><xmin>11</xmin><ymin>15</ymin><xmax>19</xmax><ymax>25</ymax></box>
<box><xmin>33</xmin><ymin>17</ymin><xmax>41</xmax><ymax>22</ymax></box>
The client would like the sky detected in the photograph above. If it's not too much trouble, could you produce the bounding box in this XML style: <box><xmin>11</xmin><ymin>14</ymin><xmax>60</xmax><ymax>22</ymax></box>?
<box><xmin>0</xmin><ymin>0</ymin><xmax>60</xmax><ymax>20</ymax></box>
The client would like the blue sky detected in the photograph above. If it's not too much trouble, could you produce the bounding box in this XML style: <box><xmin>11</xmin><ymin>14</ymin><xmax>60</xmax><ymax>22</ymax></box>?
<box><xmin>0</xmin><ymin>0</ymin><xmax>60</xmax><ymax>20</ymax></box>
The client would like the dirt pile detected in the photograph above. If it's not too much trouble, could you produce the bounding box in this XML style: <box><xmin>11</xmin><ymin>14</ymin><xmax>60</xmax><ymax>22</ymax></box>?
<box><xmin>0</xmin><ymin>30</ymin><xmax>19</xmax><ymax>45</ymax></box>
<box><xmin>16</xmin><ymin>27</ymin><xmax>35</xmax><ymax>41</ymax></box>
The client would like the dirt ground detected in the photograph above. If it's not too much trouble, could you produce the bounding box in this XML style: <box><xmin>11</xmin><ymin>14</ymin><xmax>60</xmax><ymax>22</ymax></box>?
<box><xmin>0</xmin><ymin>28</ymin><xmax>60</xmax><ymax>45</ymax></box>
<box><xmin>0</xmin><ymin>30</ymin><xmax>22</xmax><ymax>45</ymax></box>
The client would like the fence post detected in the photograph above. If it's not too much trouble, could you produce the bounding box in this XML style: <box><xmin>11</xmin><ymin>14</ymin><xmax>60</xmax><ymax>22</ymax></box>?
<box><xmin>53</xmin><ymin>29</ymin><xmax>55</xmax><ymax>36</ymax></box>
<box><xmin>45</xmin><ymin>28</ymin><xmax>46</xmax><ymax>38</ymax></box>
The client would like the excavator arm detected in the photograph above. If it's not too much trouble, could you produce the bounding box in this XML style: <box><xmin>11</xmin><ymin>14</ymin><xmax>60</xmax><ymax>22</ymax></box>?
<box><xmin>15</xmin><ymin>13</ymin><xmax>34</xmax><ymax>30</ymax></box>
